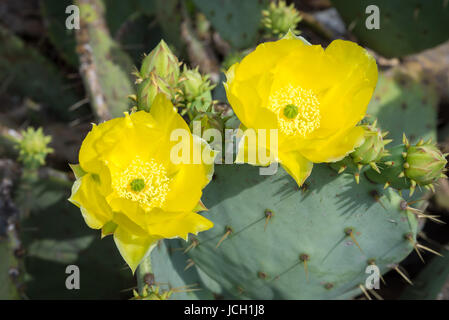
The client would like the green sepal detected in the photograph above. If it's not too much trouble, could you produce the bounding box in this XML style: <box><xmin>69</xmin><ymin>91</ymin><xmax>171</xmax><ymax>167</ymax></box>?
<box><xmin>101</xmin><ymin>221</ymin><xmax>118</xmax><ymax>239</ymax></box>
<box><xmin>69</xmin><ymin>163</ymin><xmax>87</xmax><ymax>179</ymax></box>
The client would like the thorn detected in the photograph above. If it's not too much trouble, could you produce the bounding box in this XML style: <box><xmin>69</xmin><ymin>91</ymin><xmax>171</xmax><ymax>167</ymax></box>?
<box><xmin>299</xmin><ymin>254</ymin><xmax>310</xmax><ymax>282</ymax></box>
<box><xmin>426</xmin><ymin>137</ymin><xmax>433</xmax><ymax>144</ymax></box>
<box><xmin>416</xmin><ymin>138</ymin><xmax>424</xmax><ymax>146</ymax></box>
<box><xmin>338</xmin><ymin>165</ymin><xmax>346</xmax><ymax>174</ymax></box>
<box><xmin>368</xmin><ymin>289</ymin><xmax>384</xmax><ymax>300</ymax></box>
<box><xmin>394</xmin><ymin>265</ymin><xmax>413</xmax><ymax>285</ymax></box>
<box><xmin>264</xmin><ymin>209</ymin><xmax>273</xmax><ymax>231</ymax></box>
<box><xmin>370</xmin><ymin>162</ymin><xmax>381</xmax><ymax>173</ymax></box>
<box><xmin>402</xmin><ymin>152</ymin><xmax>408</xmax><ymax>159</ymax></box>
<box><xmin>384</xmin><ymin>161</ymin><xmax>394</xmax><ymax>166</ymax></box>
<box><xmin>402</xmin><ymin>133</ymin><xmax>410</xmax><ymax>147</ymax></box>
<box><xmin>359</xmin><ymin>284</ymin><xmax>372</xmax><ymax>300</ymax></box>
<box><xmin>372</xmin><ymin>119</ymin><xmax>377</xmax><ymax>128</ymax></box>
<box><xmin>440</xmin><ymin>173</ymin><xmax>448</xmax><ymax>179</ymax></box>
<box><xmin>184</xmin><ymin>259</ymin><xmax>195</xmax><ymax>271</ymax></box>
<box><xmin>216</xmin><ymin>226</ymin><xmax>233</xmax><ymax>248</ymax></box>
<box><xmin>357</xmin><ymin>164</ymin><xmax>363</xmax><ymax>171</ymax></box>
<box><xmin>406</xmin><ymin>206</ymin><xmax>445</xmax><ymax>224</ymax></box>
<box><xmin>383</xmin><ymin>139</ymin><xmax>393</xmax><ymax>146</ymax></box>
<box><xmin>398</xmin><ymin>171</ymin><xmax>405</xmax><ymax>178</ymax></box>
<box><xmin>403</xmin><ymin>162</ymin><xmax>410</xmax><ymax>168</ymax></box>
<box><xmin>416</xmin><ymin>243</ymin><xmax>443</xmax><ymax>257</ymax></box>
<box><xmin>183</xmin><ymin>238</ymin><xmax>199</xmax><ymax>253</ymax></box>
<box><xmin>383</xmin><ymin>182</ymin><xmax>390</xmax><ymax>189</ymax></box>
<box><xmin>381</xmin><ymin>131</ymin><xmax>389</xmax><ymax>138</ymax></box>
<box><xmin>428</xmin><ymin>184</ymin><xmax>435</xmax><ymax>193</ymax></box>
<box><xmin>405</xmin><ymin>233</ymin><xmax>425</xmax><ymax>263</ymax></box>
<box><xmin>345</xmin><ymin>228</ymin><xmax>364</xmax><ymax>253</ymax></box>
<box><xmin>355</xmin><ymin>173</ymin><xmax>360</xmax><ymax>184</ymax></box>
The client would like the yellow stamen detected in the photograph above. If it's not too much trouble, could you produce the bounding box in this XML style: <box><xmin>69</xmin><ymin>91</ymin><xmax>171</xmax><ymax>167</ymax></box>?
<box><xmin>269</xmin><ymin>84</ymin><xmax>321</xmax><ymax>137</ymax></box>
<box><xmin>113</xmin><ymin>158</ymin><xmax>170</xmax><ymax>209</ymax></box>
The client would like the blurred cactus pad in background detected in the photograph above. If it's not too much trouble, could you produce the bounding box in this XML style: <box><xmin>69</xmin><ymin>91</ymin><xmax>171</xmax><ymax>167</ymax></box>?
<box><xmin>1</xmin><ymin>0</ymin><xmax>449</xmax><ymax>300</ymax></box>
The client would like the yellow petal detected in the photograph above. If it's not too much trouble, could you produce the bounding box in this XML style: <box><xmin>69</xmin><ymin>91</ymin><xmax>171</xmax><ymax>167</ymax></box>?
<box><xmin>145</xmin><ymin>209</ymin><xmax>214</xmax><ymax>241</ymax></box>
<box><xmin>113</xmin><ymin>226</ymin><xmax>160</xmax><ymax>274</ymax></box>
<box><xmin>279</xmin><ymin>151</ymin><xmax>313</xmax><ymax>187</ymax></box>
<box><xmin>229</xmin><ymin>39</ymin><xmax>307</xmax><ymax>83</ymax></box>
<box><xmin>79</xmin><ymin>118</ymin><xmax>122</xmax><ymax>173</ymax></box>
<box><xmin>235</xmin><ymin>128</ymin><xmax>278</xmax><ymax>166</ymax></box>
<box><xmin>318</xmin><ymin>40</ymin><xmax>378</xmax><ymax>132</ymax></box>
<box><xmin>150</xmin><ymin>93</ymin><xmax>190</xmax><ymax>134</ymax></box>
<box><xmin>164</xmin><ymin>134</ymin><xmax>216</xmax><ymax>212</ymax></box>
<box><xmin>300</xmin><ymin>126</ymin><xmax>365</xmax><ymax>163</ymax></box>
<box><xmin>69</xmin><ymin>173</ymin><xmax>113</xmax><ymax>229</ymax></box>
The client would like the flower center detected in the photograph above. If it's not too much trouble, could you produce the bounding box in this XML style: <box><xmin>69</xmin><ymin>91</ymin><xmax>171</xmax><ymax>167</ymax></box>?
<box><xmin>269</xmin><ymin>85</ymin><xmax>321</xmax><ymax>137</ymax></box>
<box><xmin>283</xmin><ymin>104</ymin><xmax>299</xmax><ymax>119</ymax></box>
<box><xmin>113</xmin><ymin>158</ymin><xmax>170</xmax><ymax>209</ymax></box>
<box><xmin>130</xmin><ymin>178</ymin><xmax>145</xmax><ymax>192</ymax></box>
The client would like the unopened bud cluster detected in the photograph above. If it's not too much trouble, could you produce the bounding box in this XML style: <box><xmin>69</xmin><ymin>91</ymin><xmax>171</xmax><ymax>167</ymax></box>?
<box><xmin>262</xmin><ymin>0</ymin><xmax>302</xmax><ymax>37</ymax></box>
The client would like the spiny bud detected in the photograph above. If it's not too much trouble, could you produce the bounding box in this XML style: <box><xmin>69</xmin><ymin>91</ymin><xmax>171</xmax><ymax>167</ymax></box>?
<box><xmin>351</xmin><ymin>123</ymin><xmax>389</xmax><ymax>167</ymax></box>
<box><xmin>136</xmin><ymin>73</ymin><xmax>172</xmax><ymax>112</ymax></box>
<box><xmin>15</xmin><ymin>127</ymin><xmax>53</xmax><ymax>170</ymax></box>
<box><xmin>262</xmin><ymin>0</ymin><xmax>302</xmax><ymax>37</ymax></box>
<box><xmin>365</xmin><ymin>135</ymin><xmax>447</xmax><ymax>195</ymax></box>
<box><xmin>139</xmin><ymin>40</ymin><xmax>180</xmax><ymax>87</ymax></box>
<box><xmin>404</xmin><ymin>142</ymin><xmax>447</xmax><ymax>186</ymax></box>
<box><xmin>180</xmin><ymin>66</ymin><xmax>215</xmax><ymax>112</ymax></box>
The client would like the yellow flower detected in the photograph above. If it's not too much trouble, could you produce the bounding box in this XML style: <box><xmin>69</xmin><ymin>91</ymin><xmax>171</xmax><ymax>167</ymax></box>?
<box><xmin>69</xmin><ymin>94</ymin><xmax>215</xmax><ymax>272</ymax></box>
<box><xmin>224</xmin><ymin>37</ymin><xmax>378</xmax><ymax>186</ymax></box>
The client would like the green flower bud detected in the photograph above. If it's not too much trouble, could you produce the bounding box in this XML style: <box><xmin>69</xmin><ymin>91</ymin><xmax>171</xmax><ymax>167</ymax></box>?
<box><xmin>262</xmin><ymin>0</ymin><xmax>302</xmax><ymax>37</ymax></box>
<box><xmin>16</xmin><ymin>127</ymin><xmax>53</xmax><ymax>170</ymax></box>
<box><xmin>405</xmin><ymin>142</ymin><xmax>447</xmax><ymax>186</ymax></box>
<box><xmin>140</xmin><ymin>40</ymin><xmax>180</xmax><ymax>87</ymax></box>
<box><xmin>365</xmin><ymin>135</ymin><xmax>448</xmax><ymax>195</ymax></box>
<box><xmin>351</xmin><ymin>123</ymin><xmax>390</xmax><ymax>165</ymax></box>
<box><xmin>136</xmin><ymin>73</ymin><xmax>172</xmax><ymax>111</ymax></box>
<box><xmin>180</xmin><ymin>66</ymin><xmax>215</xmax><ymax>112</ymax></box>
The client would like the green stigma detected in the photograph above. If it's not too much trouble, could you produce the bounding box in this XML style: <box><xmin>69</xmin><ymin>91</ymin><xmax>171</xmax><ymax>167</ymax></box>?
<box><xmin>130</xmin><ymin>179</ymin><xmax>145</xmax><ymax>192</ymax></box>
<box><xmin>283</xmin><ymin>104</ymin><xmax>299</xmax><ymax>119</ymax></box>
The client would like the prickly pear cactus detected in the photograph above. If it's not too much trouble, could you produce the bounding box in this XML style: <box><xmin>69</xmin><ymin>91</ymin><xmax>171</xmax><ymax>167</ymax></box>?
<box><xmin>366</xmin><ymin>70</ymin><xmax>438</xmax><ymax>144</ymax></box>
<box><xmin>365</xmin><ymin>137</ymin><xmax>447</xmax><ymax>194</ymax></box>
<box><xmin>332</xmin><ymin>0</ymin><xmax>449</xmax><ymax>58</ymax></box>
<box><xmin>193</xmin><ymin>0</ymin><xmax>268</xmax><ymax>49</ymax></box>
<box><xmin>150</xmin><ymin>239</ymin><xmax>231</xmax><ymax>300</ymax></box>
<box><xmin>165</xmin><ymin>164</ymin><xmax>419</xmax><ymax>299</ymax></box>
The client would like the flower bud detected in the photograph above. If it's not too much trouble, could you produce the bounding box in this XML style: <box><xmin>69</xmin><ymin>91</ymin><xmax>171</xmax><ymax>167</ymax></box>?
<box><xmin>140</xmin><ymin>40</ymin><xmax>180</xmax><ymax>87</ymax></box>
<box><xmin>180</xmin><ymin>66</ymin><xmax>215</xmax><ymax>112</ymax></box>
<box><xmin>404</xmin><ymin>141</ymin><xmax>447</xmax><ymax>186</ymax></box>
<box><xmin>350</xmin><ymin>122</ymin><xmax>391</xmax><ymax>173</ymax></box>
<box><xmin>16</xmin><ymin>127</ymin><xmax>53</xmax><ymax>170</ymax></box>
<box><xmin>136</xmin><ymin>73</ymin><xmax>172</xmax><ymax>112</ymax></box>
<box><xmin>262</xmin><ymin>0</ymin><xmax>302</xmax><ymax>37</ymax></box>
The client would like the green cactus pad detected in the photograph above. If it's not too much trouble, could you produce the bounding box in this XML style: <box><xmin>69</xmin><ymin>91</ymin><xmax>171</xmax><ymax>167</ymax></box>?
<box><xmin>177</xmin><ymin>164</ymin><xmax>418</xmax><ymax>299</ymax></box>
<box><xmin>193</xmin><ymin>0</ymin><xmax>267</xmax><ymax>49</ymax></box>
<box><xmin>332</xmin><ymin>0</ymin><xmax>449</xmax><ymax>58</ymax></box>
<box><xmin>367</xmin><ymin>70</ymin><xmax>438</xmax><ymax>145</ymax></box>
<box><xmin>151</xmin><ymin>239</ymin><xmax>232</xmax><ymax>299</ymax></box>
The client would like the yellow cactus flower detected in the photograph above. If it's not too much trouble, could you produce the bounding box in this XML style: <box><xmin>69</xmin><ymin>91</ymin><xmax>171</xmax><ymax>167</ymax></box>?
<box><xmin>224</xmin><ymin>37</ymin><xmax>378</xmax><ymax>186</ymax></box>
<box><xmin>69</xmin><ymin>94</ymin><xmax>215</xmax><ymax>273</ymax></box>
